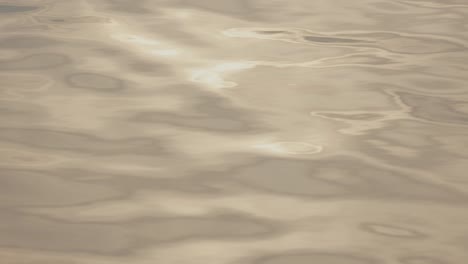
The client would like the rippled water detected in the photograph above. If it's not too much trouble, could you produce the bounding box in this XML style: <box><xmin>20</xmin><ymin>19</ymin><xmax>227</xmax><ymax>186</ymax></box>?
<box><xmin>1</xmin><ymin>0</ymin><xmax>468</xmax><ymax>263</ymax></box>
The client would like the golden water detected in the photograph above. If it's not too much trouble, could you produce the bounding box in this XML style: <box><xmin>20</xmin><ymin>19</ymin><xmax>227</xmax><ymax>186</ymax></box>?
<box><xmin>1</xmin><ymin>0</ymin><xmax>468</xmax><ymax>263</ymax></box>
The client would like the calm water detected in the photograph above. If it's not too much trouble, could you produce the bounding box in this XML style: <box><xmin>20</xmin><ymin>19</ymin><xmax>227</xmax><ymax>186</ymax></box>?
<box><xmin>1</xmin><ymin>0</ymin><xmax>468</xmax><ymax>263</ymax></box>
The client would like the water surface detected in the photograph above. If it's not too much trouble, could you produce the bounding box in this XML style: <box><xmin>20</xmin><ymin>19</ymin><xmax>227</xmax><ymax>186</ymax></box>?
<box><xmin>1</xmin><ymin>0</ymin><xmax>468</xmax><ymax>263</ymax></box>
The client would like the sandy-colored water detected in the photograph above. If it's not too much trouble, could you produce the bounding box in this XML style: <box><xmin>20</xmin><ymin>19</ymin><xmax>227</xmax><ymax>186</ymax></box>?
<box><xmin>1</xmin><ymin>0</ymin><xmax>468</xmax><ymax>263</ymax></box>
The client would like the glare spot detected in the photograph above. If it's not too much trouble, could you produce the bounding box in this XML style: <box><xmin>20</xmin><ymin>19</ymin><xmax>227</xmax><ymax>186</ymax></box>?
<box><xmin>150</xmin><ymin>49</ymin><xmax>179</xmax><ymax>56</ymax></box>
<box><xmin>174</xmin><ymin>10</ymin><xmax>191</xmax><ymax>19</ymax></box>
<box><xmin>254</xmin><ymin>141</ymin><xmax>323</xmax><ymax>155</ymax></box>
<box><xmin>190</xmin><ymin>61</ymin><xmax>256</xmax><ymax>89</ymax></box>
<box><xmin>113</xmin><ymin>34</ymin><xmax>161</xmax><ymax>45</ymax></box>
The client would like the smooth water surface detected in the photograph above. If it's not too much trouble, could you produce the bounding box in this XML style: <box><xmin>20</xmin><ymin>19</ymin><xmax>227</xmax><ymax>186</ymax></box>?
<box><xmin>1</xmin><ymin>0</ymin><xmax>468</xmax><ymax>263</ymax></box>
